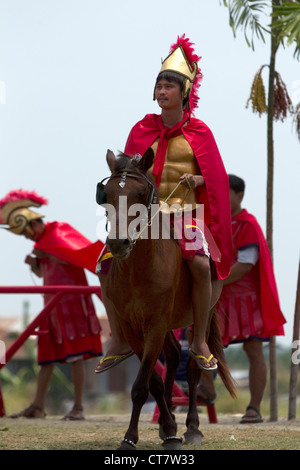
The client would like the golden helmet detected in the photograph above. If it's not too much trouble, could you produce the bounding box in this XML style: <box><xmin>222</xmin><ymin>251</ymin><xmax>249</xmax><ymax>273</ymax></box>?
<box><xmin>154</xmin><ymin>34</ymin><xmax>203</xmax><ymax>114</ymax></box>
<box><xmin>0</xmin><ymin>190</ymin><xmax>48</xmax><ymax>235</ymax></box>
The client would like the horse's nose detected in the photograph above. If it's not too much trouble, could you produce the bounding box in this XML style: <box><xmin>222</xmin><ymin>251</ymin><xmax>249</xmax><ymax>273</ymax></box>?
<box><xmin>105</xmin><ymin>236</ymin><xmax>131</xmax><ymax>258</ymax></box>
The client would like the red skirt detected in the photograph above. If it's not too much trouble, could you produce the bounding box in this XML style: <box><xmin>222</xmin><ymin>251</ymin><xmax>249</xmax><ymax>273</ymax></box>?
<box><xmin>217</xmin><ymin>286</ymin><xmax>268</xmax><ymax>346</ymax></box>
<box><xmin>37</xmin><ymin>293</ymin><xmax>102</xmax><ymax>364</ymax></box>
<box><xmin>37</xmin><ymin>257</ymin><xmax>103</xmax><ymax>364</ymax></box>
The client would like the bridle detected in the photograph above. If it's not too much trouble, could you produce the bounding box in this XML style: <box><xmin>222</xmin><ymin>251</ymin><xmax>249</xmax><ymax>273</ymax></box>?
<box><xmin>96</xmin><ymin>160</ymin><xmax>158</xmax><ymax>243</ymax></box>
<box><xmin>96</xmin><ymin>158</ymin><xmax>192</xmax><ymax>250</ymax></box>
<box><xmin>97</xmin><ymin>161</ymin><xmax>157</xmax><ymax>210</ymax></box>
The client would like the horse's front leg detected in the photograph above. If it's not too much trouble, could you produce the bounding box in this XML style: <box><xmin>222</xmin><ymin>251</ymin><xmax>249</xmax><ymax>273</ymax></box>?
<box><xmin>117</xmin><ymin>354</ymin><xmax>157</xmax><ymax>450</ymax></box>
<box><xmin>149</xmin><ymin>368</ymin><xmax>183</xmax><ymax>450</ymax></box>
<box><xmin>118</xmin><ymin>338</ymin><xmax>181</xmax><ymax>451</ymax></box>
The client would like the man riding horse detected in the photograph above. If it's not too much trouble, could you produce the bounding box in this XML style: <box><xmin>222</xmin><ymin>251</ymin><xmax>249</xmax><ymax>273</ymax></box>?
<box><xmin>95</xmin><ymin>34</ymin><xmax>232</xmax><ymax>375</ymax></box>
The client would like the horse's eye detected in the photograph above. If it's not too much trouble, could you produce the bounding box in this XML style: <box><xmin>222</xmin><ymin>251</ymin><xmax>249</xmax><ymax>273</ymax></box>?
<box><xmin>138</xmin><ymin>189</ymin><xmax>146</xmax><ymax>199</ymax></box>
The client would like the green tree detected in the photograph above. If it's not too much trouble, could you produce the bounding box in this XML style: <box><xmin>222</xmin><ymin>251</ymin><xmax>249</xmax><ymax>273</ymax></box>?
<box><xmin>221</xmin><ymin>0</ymin><xmax>300</xmax><ymax>421</ymax></box>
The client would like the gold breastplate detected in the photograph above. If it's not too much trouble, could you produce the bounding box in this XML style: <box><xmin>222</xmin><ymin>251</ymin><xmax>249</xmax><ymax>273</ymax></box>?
<box><xmin>150</xmin><ymin>135</ymin><xmax>199</xmax><ymax>212</ymax></box>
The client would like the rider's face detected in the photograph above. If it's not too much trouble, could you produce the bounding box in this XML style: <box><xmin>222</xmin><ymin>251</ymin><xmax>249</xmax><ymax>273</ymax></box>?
<box><xmin>23</xmin><ymin>220</ymin><xmax>45</xmax><ymax>241</ymax></box>
<box><xmin>154</xmin><ymin>79</ymin><xmax>183</xmax><ymax>111</ymax></box>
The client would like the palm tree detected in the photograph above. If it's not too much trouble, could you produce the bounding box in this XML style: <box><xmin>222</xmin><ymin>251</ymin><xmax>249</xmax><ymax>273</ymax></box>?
<box><xmin>273</xmin><ymin>1</ymin><xmax>300</xmax><ymax>59</ymax></box>
<box><xmin>221</xmin><ymin>0</ymin><xmax>300</xmax><ymax>421</ymax></box>
<box><xmin>288</xmin><ymin>258</ymin><xmax>300</xmax><ymax>420</ymax></box>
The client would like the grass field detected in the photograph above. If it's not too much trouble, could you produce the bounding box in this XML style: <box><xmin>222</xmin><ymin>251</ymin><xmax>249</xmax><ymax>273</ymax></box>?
<box><xmin>1</xmin><ymin>344</ymin><xmax>299</xmax><ymax>451</ymax></box>
<box><xmin>0</xmin><ymin>412</ymin><xmax>300</xmax><ymax>451</ymax></box>
<box><xmin>1</xmin><ymin>376</ymin><xmax>300</xmax><ymax>451</ymax></box>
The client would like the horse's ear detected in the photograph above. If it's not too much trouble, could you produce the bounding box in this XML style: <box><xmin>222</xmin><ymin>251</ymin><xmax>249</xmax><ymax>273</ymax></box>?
<box><xmin>106</xmin><ymin>149</ymin><xmax>116</xmax><ymax>173</ymax></box>
<box><xmin>138</xmin><ymin>147</ymin><xmax>155</xmax><ymax>174</ymax></box>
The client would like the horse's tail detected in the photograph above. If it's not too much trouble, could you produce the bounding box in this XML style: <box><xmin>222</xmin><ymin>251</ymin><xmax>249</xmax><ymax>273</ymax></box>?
<box><xmin>207</xmin><ymin>306</ymin><xmax>237</xmax><ymax>398</ymax></box>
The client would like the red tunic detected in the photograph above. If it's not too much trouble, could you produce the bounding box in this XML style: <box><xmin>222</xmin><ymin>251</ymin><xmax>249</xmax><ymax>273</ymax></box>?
<box><xmin>34</xmin><ymin>222</ymin><xmax>104</xmax><ymax>364</ymax></box>
<box><xmin>217</xmin><ymin>209</ymin><xmax>286</xmax><ymax>345</ymax></box>
<box><xmin>124</xmin><ymin>113</ymin><xmax>232</xmax><ymax>280</ymax></box>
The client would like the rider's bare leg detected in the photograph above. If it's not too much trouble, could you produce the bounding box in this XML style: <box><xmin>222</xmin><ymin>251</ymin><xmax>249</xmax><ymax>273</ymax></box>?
<box><xmin>187</xmin><ymin>255</ymin><xmax>218</xmax><ymax>369</ymax></box>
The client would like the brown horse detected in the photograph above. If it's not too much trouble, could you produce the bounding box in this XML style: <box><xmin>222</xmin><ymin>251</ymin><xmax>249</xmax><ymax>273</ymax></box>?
<box><xmin>97</xmin><ymin>148</ymin><xmax>235</xmax><ymax>450</ymax></box>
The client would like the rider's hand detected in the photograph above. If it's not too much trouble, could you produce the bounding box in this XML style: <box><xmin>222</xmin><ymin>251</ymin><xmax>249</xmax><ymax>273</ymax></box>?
<box><xmin>180</xmin><ymin>174</ymin><xmax>205</xmax><ymax>189</ymax></box>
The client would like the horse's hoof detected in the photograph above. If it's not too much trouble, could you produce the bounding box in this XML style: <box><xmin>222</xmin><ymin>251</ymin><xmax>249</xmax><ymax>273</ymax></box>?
<box><xmin>184</xmin><ymin>430</ymin><xmax>203</xmax><ymax>446</ymax></box>
<box><xmin>163</xmin><ymin>436</ymin><xmax>183</xmax><ymax>451</ymax></box>
<box><xmin>117</xmin><ymin>439</ymin><xmax>137</xmax><ymax>450</ymax></box>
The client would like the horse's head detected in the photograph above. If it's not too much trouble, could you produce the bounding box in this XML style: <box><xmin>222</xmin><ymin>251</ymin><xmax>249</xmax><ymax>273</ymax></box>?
<box><xmin>97</xmin><ymin>148</ymin><xmax>156</xmax><ymax>259</ymax></box>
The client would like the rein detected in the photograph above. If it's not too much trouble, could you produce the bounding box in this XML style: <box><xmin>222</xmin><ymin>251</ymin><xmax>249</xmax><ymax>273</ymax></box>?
<box><xmin>138</xmin><ymin>177</ymin><xmax>191</xmax><ymax>237</ymax></box>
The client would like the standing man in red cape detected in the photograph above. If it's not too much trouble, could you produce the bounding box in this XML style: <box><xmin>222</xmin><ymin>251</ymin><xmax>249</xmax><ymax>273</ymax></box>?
<box><xmin>216</xmin><ymin>175</ymin><xmax>286</xmax><ymax>423</ymax></box>
<box><xmin>95</xmin><ymin>35</ymin><xmax>232</xmax><ymax>374</ymax></box>
<box><xmin>0</xmin><ymin>189</ymin><xmax>104</xmax><ymax>419</ymax></box>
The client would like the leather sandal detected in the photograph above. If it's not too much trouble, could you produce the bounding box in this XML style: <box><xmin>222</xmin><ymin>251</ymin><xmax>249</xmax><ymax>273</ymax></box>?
<box><xmin>10</xmin><ymin>403</ymin><xmax>46</xmax><ymax>419</ymax></box>
<box><xmin>62</xmin><ymin>405</ymin><xmax>84</xmax><ymax>421</ymax></box>
<box><xmin>240</xmin><ymin>405</ymin><xmax>263</xmax><ymax>424</ymax></box>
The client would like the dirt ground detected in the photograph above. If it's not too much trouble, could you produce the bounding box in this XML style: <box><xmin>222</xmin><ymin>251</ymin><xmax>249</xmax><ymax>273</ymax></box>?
<box><xmin>1</xmin><ymin>412</ymin><xmax>300</xmax><ymax>451</ymax></box>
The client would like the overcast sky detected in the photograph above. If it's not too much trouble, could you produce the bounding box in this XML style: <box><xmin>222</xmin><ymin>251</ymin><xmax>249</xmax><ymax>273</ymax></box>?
<box><xmin>0</xmin><ymin>0</ymin><xmax>299</xmax><ymax>347</ymax></box>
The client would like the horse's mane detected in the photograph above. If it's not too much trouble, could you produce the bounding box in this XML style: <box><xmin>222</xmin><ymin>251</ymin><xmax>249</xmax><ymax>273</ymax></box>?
<box><xmin>114</xmin><ymin>152</ymin><xmax>139</xmax><ymax>173</ymax></box>
<box><xmin>114</xmin><ymin>152</ymin><xmax>157</xmax><ymax>194</ymax></box>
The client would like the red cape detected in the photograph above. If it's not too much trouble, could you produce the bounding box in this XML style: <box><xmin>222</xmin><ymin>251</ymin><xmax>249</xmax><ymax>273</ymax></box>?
<box><xmin>125</xmin><ymin>113</ymin><xmax>232</xmax><ymax>279</ymax></box>
<box><xmin>34</xmin><ymin>222</ymin><xmax>104</xmax><ymax>274</ymax></box>
<box><xmin>234</xmin><ymin>209</ymin><xmax>286</xmax><ymax>335</ymax></box>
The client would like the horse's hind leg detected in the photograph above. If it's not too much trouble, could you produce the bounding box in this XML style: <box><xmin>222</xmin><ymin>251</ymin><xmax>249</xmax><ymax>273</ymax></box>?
<box><xmin>157</xmin><ymin>331</ymin><xmax>181</xmax><ymax>440</ymax></box>
<box><xmin>184</xmin><ymin>356</ymin><xmax>203</xmax><ymax>445</ymax></box>
<box><xmin>162</xmin><ymin>331</ymin><xmax>181</xmax><ymax>413</ymax></box>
